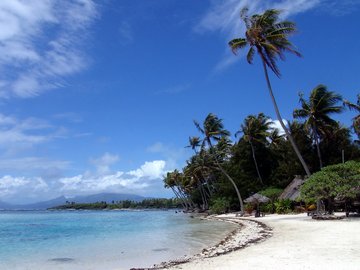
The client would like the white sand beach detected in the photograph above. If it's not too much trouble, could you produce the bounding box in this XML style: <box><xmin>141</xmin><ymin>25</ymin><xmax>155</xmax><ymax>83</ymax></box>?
<box><xmin>161</xmin><ymin>213</ymin><xmax>360</xmax><ymax>270</ymax></box>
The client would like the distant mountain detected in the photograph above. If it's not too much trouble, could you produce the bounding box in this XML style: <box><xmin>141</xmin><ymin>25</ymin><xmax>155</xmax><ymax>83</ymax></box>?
<box><xmin>0</xmin><ymin>200</ymin><xmax>14</xmax><ymax>210</ymax></box>
<box><xmin>0</xmin><ymin>193</ymin><xmax>146</xmax><ymax>210</ymax></box>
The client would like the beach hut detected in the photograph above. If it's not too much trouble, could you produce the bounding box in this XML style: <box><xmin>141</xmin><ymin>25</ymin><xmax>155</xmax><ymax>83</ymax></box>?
<box><xmin>244</xmin><ymin>193</ymin><xmax>270</xmax><ymax>217</ymax></box>
<box><xmin>279</xmin><ymin>175</ymin><xmax>305</xmax><ymax>200</ymax></box>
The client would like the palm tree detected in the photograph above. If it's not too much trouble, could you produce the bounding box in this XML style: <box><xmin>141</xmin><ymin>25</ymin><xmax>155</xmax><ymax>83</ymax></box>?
<box><xmin>268</xmin><ymin>128</ymin><xmax>285</xmax><ymax>148</ymax></box>
<box><xmin>186</xmin><ymin>136</ymin><xmax>201</xmax><ymax>153</ymax></box>
<box><xmin>163</xmin><ymin>170</ymin><xmax>194</xmax><ymax>210</ymax></box>
<box><xmin>343</xmin><ymin>94</ymin><xmax>360</xmax><ymax>141</ymax></box>
<box><xmin>229</xmin><ymin>8</ymin><xmax>311</xmax><ymax>177</ymax></box>
<box><xmin>194</xmin><ymin>113</ymin><xmax>244</xmax><ymax>213</ymax></box>
<box><xmin>236</xmin><ymin>113</ymin><xmax>272</xmax><ymax>185</ymax></box>
<box><xmin>293</xmin><ymin>85</ymin><xmax>343</xmax><ymax>168</ymax></box>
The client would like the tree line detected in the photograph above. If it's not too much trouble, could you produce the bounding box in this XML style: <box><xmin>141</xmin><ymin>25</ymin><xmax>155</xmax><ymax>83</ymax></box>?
<box><xmin>50</xmin><ymin>198</ymin><xmax>183</xmax><ymax>210</ymax></box>
<box><xmin>163</xmin><ymin>8</ymin><xmax>360</xmax><ymax>214</ymax></box>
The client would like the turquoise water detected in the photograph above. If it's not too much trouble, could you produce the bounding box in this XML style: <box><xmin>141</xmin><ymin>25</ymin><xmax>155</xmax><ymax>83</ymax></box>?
<box><xmin>0</xmin><ymin>210</ymin><xmax>237</xmax><ymax>269</ymax></box>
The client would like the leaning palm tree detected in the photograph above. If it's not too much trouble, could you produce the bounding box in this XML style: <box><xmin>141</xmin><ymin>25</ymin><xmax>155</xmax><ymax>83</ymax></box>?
<box><xmin>229</xmin><ymin>8</ymin><xmax>311</xmax><ymax>176</ymax></box>
<box><xmin>194</xmin><ymin>113</ymin><xmax>244</xmax><ymax>213</ymax></box>
<box><xmin>236</xmin><ymin>113</ymin><xmax>272</xmax><ymax>185</ymax></box>
<box><xmin>293</xmin><ymin>85</ymin><xmax>343</xmax><ymax>168</ymax></box>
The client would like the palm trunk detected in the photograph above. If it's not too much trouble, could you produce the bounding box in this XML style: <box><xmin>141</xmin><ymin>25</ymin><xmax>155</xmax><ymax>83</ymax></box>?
<box><xmin>170</xmin><ymin>186</ymin><xmax>187</xmax><ymax>209</ymax></box>
<box><xmin>216</xmin><ymin>161</ymin><xmax>244</xmax><ymax>213</ymax></box>
<box><xmin>313</xmin><ymin>127</ymin><xmax>323</xmax><ymax>169</ymax></box>
<box><xmin>249</xmin><ymin>140</ymin><xmax>264</xmax><ymax>185</ymax></box>
<box><xmin>261</xmin><ymin>60</ymin><xmax>311</xmax><ymax>177</ymax></box>
<box><xmin>208</xmin><ymin>139</ymin><xmax>244</xmax><ymax>214</ymax></box>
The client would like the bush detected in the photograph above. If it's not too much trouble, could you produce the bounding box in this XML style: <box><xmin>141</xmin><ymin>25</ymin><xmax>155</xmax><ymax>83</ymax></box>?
<box><xmin>274</xmin><ymin>199</ymin><xmax>292</xmax><ymax>214</ymax></box>
<box><xmin>260</xmin><ymin>202</ymin><xmax>274</xmax><ymax>213</ymax></box>
<box><xmin>210</xmin><ymin>197</ymin><xmax>230</xmax><ymax>214</ymax></box>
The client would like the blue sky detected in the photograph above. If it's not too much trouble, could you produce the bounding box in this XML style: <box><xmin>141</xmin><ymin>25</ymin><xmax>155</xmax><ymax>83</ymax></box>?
<box><xmin>0</xmin><ymin>0</ymin><xmax>359</xmax><ymax>203</ymax></box>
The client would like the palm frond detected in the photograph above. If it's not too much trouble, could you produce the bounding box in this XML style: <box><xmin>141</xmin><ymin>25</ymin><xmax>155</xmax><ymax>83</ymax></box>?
<box><xmin>228</xmin><ymin>38</ymin><xmax>248</xmax><ymax>55</ymax></box>
<box><xmin>246</xmin><ymin>46</ymin><xmax>255</xmax><ymax>64</ymax></box>
<box><xmin>194</xmin><ymin>120</ymin><xmax>204</xmax><ymax>134</ymax></box>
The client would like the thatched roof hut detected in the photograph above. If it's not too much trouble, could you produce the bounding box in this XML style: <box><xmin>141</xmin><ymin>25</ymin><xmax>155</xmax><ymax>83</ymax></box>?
<box><xmin>279</xmin><ymin>175</ymin><xmax>305</xmax><ymax>200</ymax></box>
<box><xmin>244</xmin><ymin>193</ymin><xmax>270</xmax><ymax>204</ymax></box>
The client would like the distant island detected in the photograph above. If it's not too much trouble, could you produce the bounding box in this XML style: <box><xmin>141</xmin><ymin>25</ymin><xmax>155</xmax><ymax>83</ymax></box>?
<box><xmin>0</xmin><ymin>193</ymin><xmax>175</xmax><ymax>210</ymax></box>
<box><xmin>49</xmin><ymin>198</ymin><xmax>182</xmax><ymax>210</ymax></box>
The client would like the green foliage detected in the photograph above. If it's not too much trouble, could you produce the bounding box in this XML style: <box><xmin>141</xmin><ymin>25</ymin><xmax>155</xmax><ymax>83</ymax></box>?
<box><xmin>210</xmin><ymin>197</ymin><xmax>230</xmax><ymax>214</ymax></box>
<box><xmin>259</xmin><ymin>202</ymin><xmax>274</xmax><ymax>213</ymax></box>
<box><xmin>259</xmin><ymin>187</ymin><xmax>283</xmax><ymax>201</ymax></box>
<box><xmin>301</xmin><ymin>161</ymin><xmax>360</xmax><ymax>203</ymax></box>
<box><xmin>50</xmin><ymin>198</ymin><xmax>183</xmax><ymax>210</ymax></box>
<box><xmin>274</xmin><ymin>199</ymin><xmax>292</xmax><ymax>214</ymax></box>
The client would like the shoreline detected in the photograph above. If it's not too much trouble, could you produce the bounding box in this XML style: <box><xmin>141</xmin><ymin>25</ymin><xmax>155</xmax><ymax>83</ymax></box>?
<box><xmin>131</xmin><ymin>213</ymin><xmax>360</xmax><ymax>270</ymax></box>
<box><xmin>130</xmin><ymin>214</ymin><xmax>273</xmax><ymax>270</ymax></box>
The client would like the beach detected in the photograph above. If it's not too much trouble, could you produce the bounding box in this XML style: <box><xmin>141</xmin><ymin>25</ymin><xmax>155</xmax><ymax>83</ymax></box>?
<box><xmin>158</xmin><ymin>213</ymin><xmax>360</xmax><ymax>270</ymax></box>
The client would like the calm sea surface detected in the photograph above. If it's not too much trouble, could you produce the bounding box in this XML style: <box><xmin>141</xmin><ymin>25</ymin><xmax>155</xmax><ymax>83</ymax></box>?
<box><xmin>0</xmin><ymin>210</ymin><xmax>237</xmax><ymax>270</ymax></box>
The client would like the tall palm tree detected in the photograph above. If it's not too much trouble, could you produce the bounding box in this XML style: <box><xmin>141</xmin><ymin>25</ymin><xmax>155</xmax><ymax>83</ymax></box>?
<box><xmin>293</xmin><ymin>85</ymin><xmax>343</xmax><ymax>168</ymax></box>
<box><xmin>194</xmin><ymin>113</ymin><xmax>244</xmax><ymax>213</ymax></box>
<box><xmin>343</xmin><ymin>94</ymin><xmax>360</xmax><ymax>141</ymax></box>
<box><xmin>229</xmin><ymin>8</ymin><xmax>311</xmax><ymax>177</ymax></box>
<box><xmin>236</xmin><ymin>113</ymin><xmax>272</xmax><ymax>185</ymax></box>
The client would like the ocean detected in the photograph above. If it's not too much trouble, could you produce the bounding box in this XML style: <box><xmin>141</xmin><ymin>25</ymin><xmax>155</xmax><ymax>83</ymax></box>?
<box><xmin>0</xmin><ymin>210</ymin><xmax>237</xmax><ymax>270</ymax></box>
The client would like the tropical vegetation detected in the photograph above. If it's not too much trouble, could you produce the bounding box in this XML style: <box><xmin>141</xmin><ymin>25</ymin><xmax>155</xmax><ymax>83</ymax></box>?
<box><xmin>301</xmin><ymin>161</ymin><xmax>360</xmax><ymax>214</ymax></box>
<box><xmin>162</xmin><ymin>8</ymin><xmax>360</xmax><ymax>214</ymax></box>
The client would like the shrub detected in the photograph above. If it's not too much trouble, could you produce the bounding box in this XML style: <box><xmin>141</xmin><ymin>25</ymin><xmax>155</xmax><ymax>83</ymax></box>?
<box><xmin>274</xmin><ymin>199</ymin><xmax>292</xmax><ymax>214</ymax></box>
<box><xmin>210</xmin><ymin>197</ymin><xmax>230</xmax><ymax>214</ymax></box>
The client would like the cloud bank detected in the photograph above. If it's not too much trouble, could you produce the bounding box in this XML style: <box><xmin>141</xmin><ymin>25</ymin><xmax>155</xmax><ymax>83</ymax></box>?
<box><xmin>0</xmin><ymin>158</ymin><xmax>168</xmax><ymax>203</ymax></box>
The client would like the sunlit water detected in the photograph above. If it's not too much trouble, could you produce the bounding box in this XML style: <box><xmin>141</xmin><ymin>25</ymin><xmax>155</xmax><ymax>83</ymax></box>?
<box><xmin>0</xmin><ymin>210</ymin><xmax>237</xmax><ymax>269</ymax></box>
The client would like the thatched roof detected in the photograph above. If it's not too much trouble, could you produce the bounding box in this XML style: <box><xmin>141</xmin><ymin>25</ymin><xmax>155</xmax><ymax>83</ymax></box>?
<box><xmin>244</xmin><ymin>193</ymin><xmax>270</xmax><ymax>204</ymax></box>
<box><xmin>279</xmin><ymin>175</ymin><xmax>305</xmax><ymax>200</ymax></box>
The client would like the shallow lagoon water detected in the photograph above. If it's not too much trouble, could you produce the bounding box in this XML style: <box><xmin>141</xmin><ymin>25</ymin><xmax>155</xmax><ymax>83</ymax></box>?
<box><xmin>0</xmin><ymin>210</ymin><xmax>237</xmax><ymax>269</ymax></box>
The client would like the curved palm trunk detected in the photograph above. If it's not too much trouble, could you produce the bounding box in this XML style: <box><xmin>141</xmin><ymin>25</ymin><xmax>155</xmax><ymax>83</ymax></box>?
<box><xmin>249</xmin><ymin>141</ymin><xmax>264</xmax><ymax>185</ymax></box>
<box><xmin>261</xmin><ymin>60</ymin><xmax>311</xmax><ymax>177</ymax></box>
<box><xmin>207</xmin><ymin>139</ymin><xmax>244</xmax><ymax>214</ymax></box>
<box><xmin>215</xmin><ymin>160</ymin><xmax>244</xmax><ymax>213</ymax></box>
<box><xmin>170</xmin><ymin>186</ymin><xmax>187</xmax><ymax>209</ymax></box>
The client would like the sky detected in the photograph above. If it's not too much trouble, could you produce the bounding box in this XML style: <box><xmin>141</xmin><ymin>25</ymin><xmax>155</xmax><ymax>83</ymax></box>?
<box><xmin>0</xmin><ymin>0</ymin><xmax>359</xmax><ymax>204</ymax></box>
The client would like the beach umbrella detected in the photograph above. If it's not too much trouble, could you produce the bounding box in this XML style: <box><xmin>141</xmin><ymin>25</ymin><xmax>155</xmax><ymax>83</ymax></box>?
<box><xmin>244</xmin><ymin>193</ymin><xmax>270</xmax><ymax>204</ymax></box>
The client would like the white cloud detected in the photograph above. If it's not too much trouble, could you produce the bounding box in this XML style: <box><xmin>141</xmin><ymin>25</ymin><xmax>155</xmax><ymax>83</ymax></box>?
<box><xmin>0</xmin><ymin>153</ymin><xmax>173</xmax><ymax>203</ymax></box>
<box><xmin>1</xmin><ymin>159</ymin><xmax>169</xmax><ymax>203</ymax></box>
<box><xmin>0</xmin><ymin>0</ymin><xmax>98</xmax><ymax>98</ymax></box>
<box><xmin>128</xmin><ymin>160</ymin><xmax>166</xmax><ymax>180</ymax></box>
<box><xmin>269</xmin><ymin>119</ymin><xmax>288</xmax><ymax>135</ymax></box>
<box><xmin>59</xmin><ymin>160</ymin><xmax>167</xmax><ymax>195</ymax></box>
<box><xmin>90</xmin><ymin>152</ymin><xmax>120</xmax><ymax>175</ymax></box>
<box><xmin>0</xmin><ymin>175</ymin><xmax>48</xmax><ymax>197</ymax></box>
<box><xmin>195</xmin><ymin>0</ymin><xmax>320</xmax><ymax>71</ymax></box>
